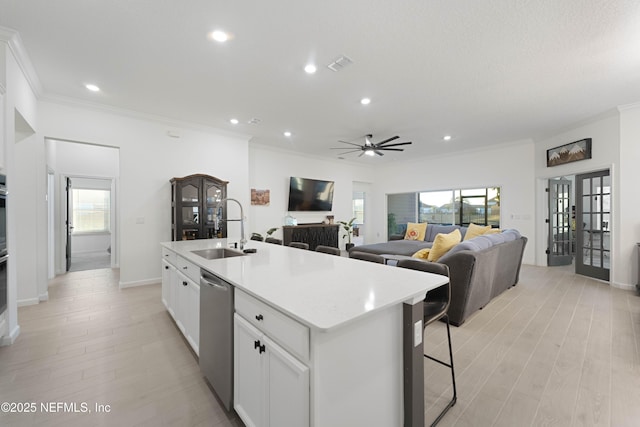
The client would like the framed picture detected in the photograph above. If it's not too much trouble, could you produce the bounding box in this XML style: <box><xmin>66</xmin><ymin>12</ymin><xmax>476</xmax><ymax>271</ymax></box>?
<box><xmin>251</xmin><ymin>188</ymin><xmax>270</xmax><ymax>206</ymax></box>
<box><xmin>547</xmin><ymin>138</ymin><xmax>592</xmax><ymax>167</ymax></box>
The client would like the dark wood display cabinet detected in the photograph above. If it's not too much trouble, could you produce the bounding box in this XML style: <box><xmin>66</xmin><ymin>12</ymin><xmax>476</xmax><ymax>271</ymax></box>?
<box><xmin>283</xmin><ymin>224</ymin><xmax>339</xmax><ymax>250</ymax></box>
<box><xmin>171</xmin><ymin>174</ymin><xmax>228</xmax><ymax>241</ymax></box>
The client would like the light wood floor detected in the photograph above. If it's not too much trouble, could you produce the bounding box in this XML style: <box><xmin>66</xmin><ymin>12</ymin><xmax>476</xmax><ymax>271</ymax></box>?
<box><xmin>0</xmin><ymin>264</ymin><xmax>639</xmax><ymax>426</ymax></box>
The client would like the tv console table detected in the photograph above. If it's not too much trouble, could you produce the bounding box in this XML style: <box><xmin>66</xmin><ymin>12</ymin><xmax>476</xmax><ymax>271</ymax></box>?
<box><xmin>283</xmin><ymin>223</ymin><xmax>339</xmax><ymax>250</ymax></box>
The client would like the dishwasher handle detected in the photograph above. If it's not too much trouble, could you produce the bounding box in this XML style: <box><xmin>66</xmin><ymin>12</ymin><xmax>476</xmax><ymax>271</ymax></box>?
<box><xmin>200</xmin><ymin>272</ymin><xmax>230</xmax><ymax>291</ymax></box>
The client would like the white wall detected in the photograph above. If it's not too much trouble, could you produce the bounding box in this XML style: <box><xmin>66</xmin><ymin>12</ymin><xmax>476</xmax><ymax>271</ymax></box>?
<box><xmin>533</xmin><ymin>111</ymin><xmax>626</xmax><ymax>285</ymax></box>
<box><xmin>38</xmin><ymin>101</ymin><xmax>250</xmax><ymax>286</ymax></box>
<box><xmin>618</xmin><ymin>104</ymin><xmax>640</xmax><ymax>288</ymax></box>
<box><xmin>372</xmin><ymin>141</ymin><xmax>537</xmax><ymax>264</ymax></box>
<box><xmin>2</xmin><ymin>39</ymin><xmax>40</xmax><ymax>344</ymax></box>
<box><xmin>248</xmin><ymin>144</ymin><xmax>374</xmax><ymax>248</ymax></box>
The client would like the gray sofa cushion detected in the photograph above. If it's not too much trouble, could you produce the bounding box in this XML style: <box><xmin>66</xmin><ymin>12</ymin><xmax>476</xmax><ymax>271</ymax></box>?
<box><xmin>425</xmin><ymin>224</ymin><xmax>467</xmax><ymax>242</ymax></box>
<box><xmin>484</xmin><ymin>233</ymin><xmax>506</xmax><ymax>245</ymax></box>
<box><xmin>348</xmin><ymin>240</ymin><xmax>433</xmax><ymax>257</ymax></box>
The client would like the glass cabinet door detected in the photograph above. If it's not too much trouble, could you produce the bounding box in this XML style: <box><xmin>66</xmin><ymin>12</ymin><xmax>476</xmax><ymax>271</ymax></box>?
<box><xmin>182</xmin><ymin>184</ymin><xmax>199</xmax><ymax>203</ymax></box>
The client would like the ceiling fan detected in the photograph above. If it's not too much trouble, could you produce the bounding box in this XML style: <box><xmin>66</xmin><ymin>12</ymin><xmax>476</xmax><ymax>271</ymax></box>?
<box><xmin>331</xmin><ymin>134</ymin><xmax>412</xmax><ymax>157</ymax></box>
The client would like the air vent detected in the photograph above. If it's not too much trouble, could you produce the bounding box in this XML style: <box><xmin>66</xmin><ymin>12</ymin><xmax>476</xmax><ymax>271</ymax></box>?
<box><xmin>248</xmin><ymin>118</ymin><xmax>261</xmax><ymax>125</ymax></box>
<box><xmin>327</xmin><ymin>55</ymin><xmax>353</xmax><ymax>72</ymax></box>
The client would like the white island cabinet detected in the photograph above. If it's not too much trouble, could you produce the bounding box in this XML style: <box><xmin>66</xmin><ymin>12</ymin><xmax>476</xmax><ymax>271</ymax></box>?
<box><xmin>160</xmin><ymin>239</ymin><xmax>448</xmax><ymax>427</ymax></box>
<box><xmin>161</xmin><ymin>247</ymin><xmax>199</xmax><ymax>355</ymax></box>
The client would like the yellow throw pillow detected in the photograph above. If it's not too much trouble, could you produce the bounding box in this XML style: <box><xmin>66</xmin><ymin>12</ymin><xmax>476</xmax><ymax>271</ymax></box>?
<box><xmin>404</xmin><ymin>222</ymin><xmax>427</xmax><ymax>241</ymax></box>
<box><xmin>412</xmin><ymin>248</ymin><xmax>431</xmax><ymax>259</ymax></box>
<box><xmin>464</xmin><ymin>223</ymin><xmax>492</xmax><ymax>241</ymax></box>
<box><xmin>427</xmin><ymin>229</ymin><xmax>462</xmax><ymax>262</ymax></box>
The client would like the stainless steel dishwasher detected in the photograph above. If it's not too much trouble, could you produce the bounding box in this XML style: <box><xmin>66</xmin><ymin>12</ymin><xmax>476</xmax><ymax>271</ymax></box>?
<box><xmin>199</xmin><ymin>269</ymin><xmax>234</xmax><ymax>411</ymax></box>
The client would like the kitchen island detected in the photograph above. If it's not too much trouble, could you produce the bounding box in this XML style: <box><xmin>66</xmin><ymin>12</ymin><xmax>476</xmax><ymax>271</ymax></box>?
<box><xmin>161</xmin><ymin>238</ymin><xmax>448</xmax><ymax>427</ymax></box>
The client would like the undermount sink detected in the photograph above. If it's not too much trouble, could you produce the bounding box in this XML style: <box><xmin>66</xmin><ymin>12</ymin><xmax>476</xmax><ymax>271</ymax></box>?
<box><xmin>191</xmin><ymin>248</ymin><xmax>245</xmax><ymax>260</ymax></box>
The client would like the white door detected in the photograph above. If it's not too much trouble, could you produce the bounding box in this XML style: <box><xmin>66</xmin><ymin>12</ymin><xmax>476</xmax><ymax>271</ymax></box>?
<box><xmin>265</xmin><ymin>335</ymin><xmax>309</xmax><ymax>427</ymax></box>
<box><xmin>161</xmin><ymin>260</ymin><xmax>172</xmax><ymax>310</ymax></box>
<box><xmin>175</xmin><ymin>271</ymin><xmax>189</xmax><ymax>334</ymax></box>
<box><xmin>186</xmin><ymin>280</ymin><xmax>200</xmax><ymax>355</ymax></box>
<box><xmin>234</xmin><ymin>314</ymin><xmax>265</xmax><ymax>427</ymax></box>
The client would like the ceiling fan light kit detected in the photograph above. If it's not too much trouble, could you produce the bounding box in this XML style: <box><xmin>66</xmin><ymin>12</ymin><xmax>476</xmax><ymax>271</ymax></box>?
<box><xmin>331</xmin><ymin>134</ymin><xmax>412</xmax><ymax>157</ymax></box>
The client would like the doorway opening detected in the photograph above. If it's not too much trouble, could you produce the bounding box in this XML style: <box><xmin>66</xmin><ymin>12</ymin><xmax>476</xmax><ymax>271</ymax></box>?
<box><xmin>45</xmin><ymin>138</ymin><xmax>120</xmax><ymax>277</ymax></box>
<box><xmin>66</xmin><ymin>177</ymin><xmax>113</xmax><ymax>272</ymax></box>
<box><xmin>546</xmin><ymin>169</ymin><xmax>610</xmax><ymax>282</ymax></box>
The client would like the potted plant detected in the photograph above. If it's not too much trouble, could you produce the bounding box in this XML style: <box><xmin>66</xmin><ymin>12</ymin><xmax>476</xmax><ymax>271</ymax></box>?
<box><xmin>251</xmin><ymin>227</ymin><xmax>278</xmax><ymax>241</ymax></box>
<box><xmin>339</xmin><ymin>217</ymin><xmax>356</xmax><ymax>250</ymax></box>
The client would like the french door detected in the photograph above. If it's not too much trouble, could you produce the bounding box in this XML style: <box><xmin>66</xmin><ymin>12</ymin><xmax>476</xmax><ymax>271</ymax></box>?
<box><xmin>65</xmin><ymin>177</ymin><xmax>72</xmax><ymax>272</ymax></box>
<box><xmin>575</xmin><ymin>169</ymin><xmax>610</xmax><ymax>281</ymax></box>
<box><xmin>547</xmin><ymin>178</ymin><xmax>572</xmax><ymax>266</ymax></box>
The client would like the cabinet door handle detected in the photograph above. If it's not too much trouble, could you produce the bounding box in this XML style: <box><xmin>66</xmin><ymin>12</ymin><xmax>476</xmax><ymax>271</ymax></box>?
<box><xmin>165</xmin><ymin>265</ymin><xmax>169</xmax><ymax>270</ymax></box>
<box><xmin>259</xmin><ymin>344</ymin><xmax>266</xmax><ymax>354</ymax></box>
<box><xmin>255</xmin><ymin>314</ymin><xmax>264</xmax><ymax>321</ymax></box>
<box><xmin>182</xmin><ymin>281</ymin><xmax>188</xmax><ymax>286</ymax></box>
<box><xmin>254</xmin><ymin>340</ymin><xmax>261</xmax><ymax>349</ymax></box>
<box><xmin>183</xmin><ymin>266</ymin><xmax>188</xmax><ymax>270</ymax></box>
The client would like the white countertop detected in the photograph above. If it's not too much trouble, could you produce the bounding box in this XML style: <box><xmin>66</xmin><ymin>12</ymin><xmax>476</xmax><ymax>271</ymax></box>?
<box><xmin>161</xmin><ymin>239</ymin><xmax>448</xmax><ymax>331</ymax></box>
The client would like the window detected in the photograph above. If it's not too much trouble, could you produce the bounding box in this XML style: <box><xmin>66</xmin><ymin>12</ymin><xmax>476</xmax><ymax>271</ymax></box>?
<box><xmin>72</xmin><ymin>189</ymin><xmax>111</xmax><ymax>233</ymax></box>
<box><xmin>352</xmin><ymin>191</ymin><xmax>365</xmax><ymax>225</ymax></box>
<box><xmin>388</xmin><ymin>187</ymin><xmax>500</xmax><ymax>238</ymax></box>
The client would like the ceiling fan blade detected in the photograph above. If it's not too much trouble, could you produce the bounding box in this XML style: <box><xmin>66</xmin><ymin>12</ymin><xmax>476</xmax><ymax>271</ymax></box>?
<box><xmin>378</xmin><ymin>148</ymin><xmax>404</xmax><ymax>151</ymax></box>
<box><xmin>338</xmin><ymin>140</ymin><xmax>364</xmax><ymax>148</ymax></box>
<box><xmin>374</xmin><ymin>150</ymin><xmax>384</xmax><ymax>156</ymax></box>
<box><xmin>334</xmin><ymin>149</ymin><xmax>363</xmax><ymax>154</ymax></box>
<box><xmin>376</xmin><ymin>141</ymin><xmax>412</xmax><ymax>148</ymax></box>
<box><xmin>358</xmin><ymin>151</ymin><xmax>365</xmax><ymax>157</ymax></box>
<box><xmin>375</xmin><ymin>136</ymin><xmax>399</xmax><ymax>146</ymax></box>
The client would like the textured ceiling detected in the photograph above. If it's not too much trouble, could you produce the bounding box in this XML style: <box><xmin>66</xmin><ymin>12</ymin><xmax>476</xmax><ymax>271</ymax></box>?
<box><xmin>1</xmin><ymin>0</ymin><xmax>639</xmax><ymax>163</ymax></box>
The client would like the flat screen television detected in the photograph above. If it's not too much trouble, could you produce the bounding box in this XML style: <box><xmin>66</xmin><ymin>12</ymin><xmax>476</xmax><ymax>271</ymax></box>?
<box><xmin>287</xmin><ymin>177</ymin><xmax>334</xmax><ymax>212</ymax></box>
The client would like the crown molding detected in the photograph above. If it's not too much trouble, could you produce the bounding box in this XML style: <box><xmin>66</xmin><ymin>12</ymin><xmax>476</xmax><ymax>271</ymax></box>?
<box><xmin>0</xmin><ymin>26</ymin><xmax>43</xmax><ymax>97</ymax></box>
<box><xmin>617</xmin><ymin>101</ymin><xmax>640</xmax><ymax>112</ymax></box>
<box><xmin>40</xmin><ymin>93</ymin><xmax>252</xmax><ymax>141</ymax></box>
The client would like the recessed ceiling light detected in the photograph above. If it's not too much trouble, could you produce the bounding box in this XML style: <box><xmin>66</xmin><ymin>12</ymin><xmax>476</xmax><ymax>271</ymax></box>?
<box><xmin>85</xmin><ymin>84</ymin><xmax>100</xmax><ymax>92</ymax></box>
<box><xmin>210</xmin><ymin>30</ymin><xmax>229</xmax><ymax>42</ymax></box>
<box><xmin>443</xmin><ymin>135</ymin><xmax>452</xmax><ymax>141</ymax></box>
<box><xmin>360</xmin><ymin>98</ymin><xmax>371</xmax><ymax>105</ymax></box>
<box><xmin>304</xmin><ymin>64</ymin><xmax>317</xmax><ymax>74</ymax></box>
<box><xmin>229</xmin><ymin>118</ymin><xmax>239</xmax><ymax>125</ymax></box>
<box><xmin>284</xmin><ymin>131</ymin><xmax>292</xmax><ymax>137</ymax></box>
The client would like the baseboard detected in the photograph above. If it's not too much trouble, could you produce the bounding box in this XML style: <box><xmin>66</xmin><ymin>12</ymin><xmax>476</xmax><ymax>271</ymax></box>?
<box><xmin>39</xmin><ymin>291</ymin><xmax>49</xmax><ymax>302</ymax></box>
<box><xmin>119</xmin><ymin>277</ymin><xmax>161</xmax><ymax>289</ymax></box>
<box><xmin>17</xmin><ymin>297</ymin><xmax>39</xmax><ymax>307</ymax></box>
<box><xmin>611</xmin><ymin>281</ymin><xmax>635</xmax><ymax>291</ymax></box>
<box><xmin>0</xmin><ymin>324</ymin><xmax>20</xmax><ymax>346</ymax></box>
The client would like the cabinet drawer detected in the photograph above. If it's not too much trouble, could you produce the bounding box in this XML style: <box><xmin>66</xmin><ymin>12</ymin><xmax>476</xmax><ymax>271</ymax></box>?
<box><xmin>162</xmin><ymin>247</ymin><xmax>177</xmax><ymax>266</ymax></box>
<box><xmin>236</xmin><ymin>290</ymin><xmax>309</xmax><ymax>362</ymax></box>
<box><xmin>177</xmin><ymin>256</ymin><xmax>200</xmax><ymax>284</ymax></box>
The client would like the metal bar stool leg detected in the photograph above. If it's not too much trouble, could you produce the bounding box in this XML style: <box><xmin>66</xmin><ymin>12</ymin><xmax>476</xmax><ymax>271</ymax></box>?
<box><xmin>425</xmin><ymin>314</ymin><xmax>457</xmax><ymax>427</ymax></box>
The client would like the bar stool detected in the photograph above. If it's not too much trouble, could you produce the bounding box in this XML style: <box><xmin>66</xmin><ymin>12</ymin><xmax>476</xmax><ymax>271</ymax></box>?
<box><xmin>289</xmin><ymin>242</ymin><xmax>309</xmax><ymax>250</ymax></box>
<box><xmin>265</xmin><ymin>237</ymin><xmax>283</xmax><ymax>245</ymax></box>
<box><xmin>315</xmin><ymin>245</ymin><xmax>341</xmax><ymax>256</ymax></box>
<box><xmin>396</xmin><ymin>259</ymin><xmax>456</xmax><ymax>426</ymax></box>
<box><xmin>349</xmin><ymin>251</ymin><xmax>385</xmax><ymax>264</ymax></box>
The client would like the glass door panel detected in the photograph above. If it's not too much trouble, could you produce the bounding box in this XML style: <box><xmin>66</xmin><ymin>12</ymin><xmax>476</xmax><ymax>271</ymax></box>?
<box><xmin>548</xmin><ymin>178</ymin><xmax>572</xmax><ymax>266</ymax></box>
<box><xmin>182</xmin><ymin>184</ymin><xmax>199</xmax><ymax>203</ymax></box>
<box><xmin>576</xmin><ymin>169</ymin><xmax>610</xmax><ymax>280</ymax></box>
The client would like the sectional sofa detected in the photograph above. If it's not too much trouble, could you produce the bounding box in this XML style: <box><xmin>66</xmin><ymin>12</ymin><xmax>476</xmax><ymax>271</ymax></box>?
<box><xmin>348</xmin><ymin>224</ymin><xmax>527</xmax><ymax>326</ymax></box>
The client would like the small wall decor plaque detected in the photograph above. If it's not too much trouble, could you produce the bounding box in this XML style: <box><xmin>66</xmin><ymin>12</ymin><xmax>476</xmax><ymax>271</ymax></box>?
<box><xmin>547</xmin><ymin>138</ymin><xmax>592</xmax><ymax>167</ymax></box>
<box><xmin>251</xmin><ymin>188</ymin><xmax>270</xmax><ymax>206</ymax></box>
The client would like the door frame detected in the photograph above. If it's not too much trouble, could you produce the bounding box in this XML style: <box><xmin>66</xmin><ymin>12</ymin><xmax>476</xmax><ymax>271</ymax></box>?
<box><xmin>535</xmin><ymin>163</ymin><xmax>615</xmax><ymax>283</ymax></box>
<box><xmin>56</xmin><ymin>174</ymin><xmax>118</xmax><ymax>274</ymax></box>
